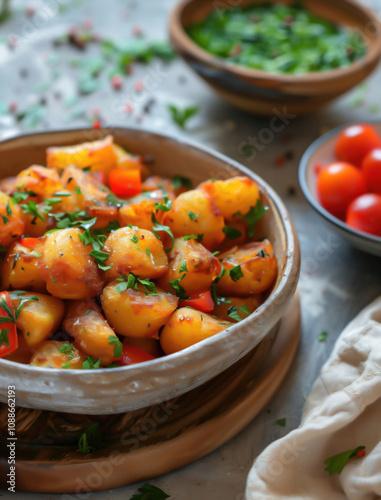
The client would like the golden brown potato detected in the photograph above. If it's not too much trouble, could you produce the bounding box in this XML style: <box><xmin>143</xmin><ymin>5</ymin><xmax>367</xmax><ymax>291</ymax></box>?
<box><xmin>63</xmin><ymin>299</ymin><xmax>117</xmax><ymax>366</ymax></box>
<box><xmin>118</xmin><ymin>190</ymin><xmax>172</xmax><ymax>231</ymax></box>
<box><xmin>113</xmin><ymin>144</ymin><xmax>148</xmax><ymax>177</ymax></box>
<box><xmin>103</xmin><ymin>226</ymin><xmax>168</xmax><ymax>281</ymax></box>
<box><xmin>142</xmin><ymin>175</ymin><xmax>187</xmax><ymax>197</ymax></box>
<box><xmin>0</xmin><ymin>192</ymin><xmax>25</xmax><ymax>247</ymax></box>
<box><xmin>216</xmin><ymin>240</ymin><xmax>277</xmax><ymax>296</ymax></box>
<box><xmin>160</xmin><ymin>308</ymin><xmax>232</xmax><ymax>355</ymax></box>
<box><xmin>162</xmin><ymin>189</ymin><xmax>225</xmax><ymax>250</ymax></box>
<box><xmin>20</xmin><ymin>203</ymin><xmax>50</xmax><ymax>238</ymax></box>
<box><xmin>212</xmin><ymin>295</ymin><xmax>262</xmax><ymax>323</ymax></box>
<box><xmin>47</xmin><ymin>135</ymin><xmax>117</xmax><ymax>176</ymax></box>
<box><xmin>38</xmin><ymin>228</ymin><xmax>103</xmax><ymax>299</ymax></box>
<box><xmin>101</xmin><ymin>281</ymin><xmax>178</xmax><ymax>338</ymax></box>
<box><xmin>30</xmin><ymin>340</ymin><xmax>85</xmax><ymax>369</ymax></box>
<box><xmin>122</xmin><ymin>336</ymin><xmax>162</xmax><ymax>357</ymax></box>
<box><xmin>13</xmin><ymin>292</ymin><xmax>65</xmax><ymax>348</ymax></box>
<box><xmin>15</xmin><ymin>165</ymin><xmax>63</xmax><ymax>201</ymax></box>
<box><xmin>198</xmin><ymin>176</ymin><xmax>260</xmax><ymax>220</ymax></box>
<box><xmin>157</xmin><ymin>237</ymin><xmax>221</xmax><ymax>294</ymax></box>
<box><xmin>1</xmin><ymin>241</ymin><xmax>46</xmax><ymax>292</ymax></box>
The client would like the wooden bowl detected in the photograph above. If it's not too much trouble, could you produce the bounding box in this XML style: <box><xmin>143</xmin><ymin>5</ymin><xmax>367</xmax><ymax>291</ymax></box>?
<box><xmin>169</xmin><ymin>0</ymin><xmax>381</xmax><ymax>116</ymax></box>
<box><xmin>299</xmin><ymin>122</ymin><xmax>381</xmax><ymax>256</ymax></box>
<box><xmin>0</xmin><ymin>128</ymin><xmax>300</xmax><ymax>414</ymax></box>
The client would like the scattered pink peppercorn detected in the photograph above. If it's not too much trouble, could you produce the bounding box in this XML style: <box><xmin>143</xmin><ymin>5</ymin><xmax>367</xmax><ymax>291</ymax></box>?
<box><xmin>276</xmin><ymin>156</ymin><xmax>285</xmax><ymax>167</ymax></box>
<box><xmin>134</xmin><ymin>80</ymin><xmax>144</xmax><ymax>92</ymax></box>
<box><xmin>111</xmin><ymin>74</ymin><xmax>123</xmax><ymax>90</ymax></box>
<box><xmin>25</xmin><ymin>4</ymin><xmax>36</xmax><ymax>16</ymax></box>
<box><xmin>132</xmin><ymin>25</ymin><xmax>143</xmax><ymax>37</ymax></box>
<box><xmin>8</xmin><ymin>102</ymin><xmax>18</xmax><ymax>113</ymax></box>
<box><xmin>284</xmin><ymin>15</ymin><xmax>294</xmax><ymax>26</ymax></box>
<box><xmin>230</xmin><ymin>45</ymin><xmax>242</xmax><ymax>57</ymax></box>
<box><xmin>8</xmin><ymin>35</ymin><xmax>17</xmax><ymax>49</ymax></box>
<box><xmin>82</xmin><ymin>18</ymin><xmax>93</xmax><ymax>30</ymax></box>
<box><xmin>124</xmin><ymin>103</ymin><xmax>133</xmax><ymax>113</ymax></box>
<box><xmin>125</xmin><ymin>64</ymin><xmax>134</xmax><ymax>75</ymax></box>
<box><xmin>314</xmin><ymin>163</ymin><xmax>324</xmax><ymax>175</ymax></box>
<box><xmin>92</xmin><ymin>119</ymin><xmax>101</xmax><ymax>129</ymax></box>
<box><xmin>357</xmin><ymin>449</ymin><xmax>366</xmax><ymax>458</ymax></box>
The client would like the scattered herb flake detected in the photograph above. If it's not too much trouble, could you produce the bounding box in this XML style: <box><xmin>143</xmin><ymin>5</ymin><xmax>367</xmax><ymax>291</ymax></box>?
<box><xmin>324</xmin><ymin>446</ymin><xmax>365</xmax><ymax>475</ymax></box>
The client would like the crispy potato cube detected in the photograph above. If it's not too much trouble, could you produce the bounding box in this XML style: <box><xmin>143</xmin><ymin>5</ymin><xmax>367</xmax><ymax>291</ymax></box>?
<box><xmin>216</xmin><ymin>240</ymin><xmax>277</xmax><ymax>296</ymax></box>
<box><xmin>157</xmin><ymin>237</ymin><xmax>221</xmax><ymax>294</ymax></box>
<box><xmin>103</xmin><ymin>226</ymin><xmax>168</xmax><ymax>281</ymax></box>
<box><xmin>13</xmin><ymin>292</ymin><xmax>64</xmax><ymax>348</ymax></box>
<box><xmin>212</xmin><ymin>295</ymin><xmax>262</xmax><ymax>322</ymax></box>
<box><xmin>63</xmin><ymin>299</ymin><xmax>119</xmax><ymax>366</ymax></box>
<box><xmin>30</xmin><ymin>340</ymin><xmax>85</xmax><ymax>369</ymax></box>
<box><xmin>162</xmin><ymin>189</ymin><xmax>225</xmax><ymax>250</ymax></box>
<box><xmin>198</xmin><ymin>176</ymin><xmax>260</xmax><ymax>220</ymax></box>
<box><xmin>101</xmin><ymin>281</ymin><xmax>178</xmax><ymax>338</ymax></box>
<box><xmin>1</xmin><ymin>241</ymin><xmax>46</xmax><ymax>292</ymax></box>
<box><xmin>160</xmin><ymin>308</ymin><xmax>231</xmax><ymax>354</ymax></box>
<box><xmin>0</xmin><ymin>192</ymin><xmax>25</xmax><ymax>247</ymax></box>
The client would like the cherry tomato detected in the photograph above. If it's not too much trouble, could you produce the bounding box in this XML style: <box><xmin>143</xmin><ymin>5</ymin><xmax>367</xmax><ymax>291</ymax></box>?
<box><xmin>335</xmin><ymin>124</ymin><xmax>381</xmax><ymax>167</ymax></box>
<box><xmin>361</xmin><ymin>148</ymin><xmax>381</xmax><ymax>194</ymax></box>
<box><xmin>115</xmin><ymin>344</ymin><xmax>156</xmax><ymax>366</ymax></box>
<box><xmin>180</xmin><ymin>291</ymin><xmax>215</xmax><ymax>313</ymax></box>
<box><xmin>346</xmin><ymin>194</ymin><xmax>381</xmax><ymax>236</ymax></box>
<box><xmin>316</xmin><ymin>162</ymin><xmax>367</xmax><ymax>219</ymax></box>
<box><xmin>109</xmin><ymin>168</ymin><xmax>142</xmax><ymax>197</ymax></box>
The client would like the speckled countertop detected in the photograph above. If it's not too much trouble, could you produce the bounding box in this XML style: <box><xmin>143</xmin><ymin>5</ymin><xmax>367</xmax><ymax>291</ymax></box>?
<box><xmin>1</xmin><ymin>0</ymin><xmax>381</xmax><ymax>499</ymax></box>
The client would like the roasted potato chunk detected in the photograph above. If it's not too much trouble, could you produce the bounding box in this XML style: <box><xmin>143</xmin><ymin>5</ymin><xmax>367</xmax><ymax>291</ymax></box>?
<box><xmin>101</xmin><ymin>281</ymin><xmax>178</xmax><ymax>338</ymax></box>
<box><xmin>212</xmin><ymin>295</ymin><xmax>262</xmax><ymax>322</ymax></box>
<box><xmin>198</xmin><ymin>176</ymin><xmax>260</xmax><ymax>220</ymax></box>
<box><xmin>38</xmin><ymin>228</ymin><xmax>103</xmax><ymax>299</ymax></box>
<box><xmin>13</xmin><ymin>292</ymin><xmax>65</xmax><ymax>348</ymax></box>
<box><xmin>15</xmin><ymin>165</ymin><xmax>63</xmax><ymax>201</ymax></box>
<box><xmin>103</xmin><ymin>227</ymin><xmax>168</xmax><ymax>281</ymax></box>
<box><xmin>47</xmin><ymin>135</ymin><xmax>117</xmax><ymax>176</ymax></box>
<box><xmin>118</xmin><ymin>190</ymin><xmax>171</xmax><ymax>231</ymax></box>
<box><xmin>160</xmin><ymin>308</ymin><xmax>231</xmax><ymax>355</ymax></box>
<box><xmin>30</xmin><ymin>340</ymin><xmax>85</xmax><ymax>369</ymax></box>
<box><xmin>216</xmin><ymin>240</ymin><xmax>277</xmax><ymax>296</ymax></box>
<box><xmin>162</xmin><ymin>189</ymin><xmax>225</xmax><ymax>250</ymax></box>
<box><xmin>63</xmin><ymin>299</ymin><xmax>117</xmax><ymax>366</ymax></box>
<box><xmin>0</xmin><ymin>192</ymin><xmax>25</xmax><ymax>247</ymax></box>
<box><xmin>157</xmin><ymin>237</ymin><xmax>221</xmax><ymax>294</ymax></box>
<box><xmin>1</xmin><ymin>241</ymin><xmax>46</xmax><ymax>292</ymax></box>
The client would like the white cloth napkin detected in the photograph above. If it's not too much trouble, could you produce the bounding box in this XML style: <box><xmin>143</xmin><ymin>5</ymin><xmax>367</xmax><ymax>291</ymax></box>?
<box><xmin>246</xmin><ymin>296</ymin><xmax>381</xmax><ymax>500</ymax></box>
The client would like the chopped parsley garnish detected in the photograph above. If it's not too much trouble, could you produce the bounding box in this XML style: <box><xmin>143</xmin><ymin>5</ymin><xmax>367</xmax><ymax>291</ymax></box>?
<box><xmin>154</xmin><ymin>196</ymin><xmax>172</xmax><ymax>212</ymax></box>
<box><xmin>0</xmin><ymin>298</ymin><xmax>16</xmax><ymax>324</ymax></box>
<box><xmin>6</xmin><ymin>201</ymin><xmax>12</xmax><ymax>217</ymax></box>
<box><xmin>108</xmin><ymin>335</ymin><xmax>123</xmax><ymax>358</ymax></box>
<box><xmin>11</xmin><ymin>190</ymin><xmax>37</xmax><ymax>204</ymax></box>
<box><xmin>172</xmin><ymin>175</ymin><xmax>192</xmax><ymax>190</ymax></box>
<box><xmin>179</xmin><ymin>261</ymin><xmax>188</xmax><ymax>273</ymax></box>
<box><xmin>131</xmin><ymin>234</ymin><xmax>139</xmax><ymax>244</ymax></box>
<box><xmin>227</xmin><ymin>305</ymin><xmax>251</xmax><ymax>322</ymax></box>
<box><xmin>151</xmin><ymin>212</ymin><xmax>174</xmax><ymax>253</ymax></box>
<box><xmin>234</xmin><ymin>200</ymin><xmax>269</xmax><ymax>237</ymax></box>
<box><xmin>168</xmin><ymin>103</ymin><xmax>199</xmax><ymax>129</ymax></box>
<box><xmin>145</xmin><ymin>247</ymin><xmax>151</xmax><ymax>256</ymax></box>
<box><xmin>183</xmin><ymin>234</ymin><xmax>203</xmax><ymax>242</ymax></box>
<box><xmin>59</xmin><ymin>343</ymin><xmax>74</xmax><ymax>358</ymax></box>
<box><xmin>8</xmin><ymin>291</ymin><xmax>39</xmax><ymax>320</ymax></box>
<box><xmin>115</xmin><ymin>273</ymin><xmax>157</xmax><ymax>296</ymax></box>
<box><xmin>83</xmin><ymin>356</ymin><xmax>102</xmax><ymax>369</ymax></box>
<box><xmin>77</xmin><ymin>423</ymin><xmax>102</xmax><ymax>455</ymax></box>
<box><xmin>223</xmin><ymin>226</ymin><xmax>242</xmax><ymax>239</ymax></box>
<box><xmin>1</xmin><ymin>215</ymin><xmax>9</xmax><ymax>224</ymax></box>
<box><xmin>0</xmin><ymin>328</ymin><xmax>9</xmax><ymax>347</ymax></box>
<box><xmin>106</xmin><ymin>193</ymin><xmax>129</xmax><ymax>207</ymax></box>
<box><xmin>21</xmin><ymin>200</ymin><xmax>45</xmax><ymax>223</ymax></box>
<box><xmin>78</xmin><ymin>220</ymin><xmax>120</xmax><ymax>272</ymax></box>
<box><xmin>129</xmin><ymin>483</ymin><xmax>170</xmax><ymax>500</ymax></box>
<box><xmin>276</xmin><ymin>418</ymin><xmax>286</xmax><ymax>427</ymax></box>
<box><xmin>258</xmin><ymin>249</ymin><xmax>270</xmax><ymax>257</ymax></box>
<box><xmin>229</xmin><ymin>265</ymin><xmax>244</xmax><ymax>282</ymax></box>
<box><xmin>169</xmin><ymin>274</ymin><xmax>187</xmax><ymax>300</ymax></box>
<box><xmin>187</xmin><ymin>211</ymin><xmax>201</xmax><ymax>221</ymax></box>
<box><xmin>324</xmin><ymin>446</ymin><xmax>366</xmax><ymax>475</ymax></box>
<box><xmin>75</xmin><ymin>186</ymin><xmax>82</xmax><ymax>195</ymax></box>
<box><xmin>318</xmin><ymin>331</ymin><xmax>328</xmax><ymax>342</ymax></box>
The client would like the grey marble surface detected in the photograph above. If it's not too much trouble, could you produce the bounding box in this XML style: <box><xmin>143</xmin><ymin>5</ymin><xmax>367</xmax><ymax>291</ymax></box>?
<box><xmin>1</xmin><ymin>0</ymin><xmax>381</xmax><ymax>498</ymax></box>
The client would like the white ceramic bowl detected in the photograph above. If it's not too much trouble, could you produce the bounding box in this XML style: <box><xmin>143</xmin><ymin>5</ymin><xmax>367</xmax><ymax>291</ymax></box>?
<box><xmin>0</xmin><ymin>128</ymin><xmax>300</xmax><ymax>414</ymax></box>
<box><xmin>299</xmin><ymin>122</ymin><xmax>381</xmax><ymax>257</ymax></box>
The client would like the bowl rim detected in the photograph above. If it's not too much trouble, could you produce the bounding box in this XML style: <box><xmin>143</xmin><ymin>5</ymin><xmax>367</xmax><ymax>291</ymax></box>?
<box><xmin>0</xmin><ymin>126</ymin><xmax>299</xmax><ymax>377</ymax></box>
<box><xmin>169</xmin><ymin>0</ymin><xmax>381</xmax><ymax>85</ymax></box>
<box><xmin>298</xmin><ymin>120</ymin><xmax>381</xmax><ymax>244</ymax></box>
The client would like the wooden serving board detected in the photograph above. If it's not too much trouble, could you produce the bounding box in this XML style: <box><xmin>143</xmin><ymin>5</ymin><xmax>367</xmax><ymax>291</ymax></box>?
<box><xmin>0</xmin><ymin>293</ymin><xmax>300</xmax><ymax>494</ymax></box>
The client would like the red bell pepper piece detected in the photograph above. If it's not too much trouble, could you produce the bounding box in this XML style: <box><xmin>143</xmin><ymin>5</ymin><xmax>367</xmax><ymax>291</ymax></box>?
<box><xmin>115</xmin><ymin>344</ymin><xmax>156</xmax><ymax>366</ymax></box>
<box><xmin>0</xmin><ymin>291</ymin><xmax>18</xmax><ymax>358</ymax></box>
<box><xmin>180</xmin><ymin>290</ymin><xmax>215</xmax><ymax>313</ymax></box>
<box><xmin>20</xmin><ymin>237</ymin><xmax>39</xmax><ymax>248</ymax></box>
<box><xmin>109</xmin><ymin>168</ymin><xmax>142</xmax><ymax>197</ymax></box>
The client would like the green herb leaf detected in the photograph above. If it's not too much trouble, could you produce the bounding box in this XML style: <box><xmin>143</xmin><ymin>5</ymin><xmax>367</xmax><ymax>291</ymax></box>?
<box><xmin>151</xmin><ymin>212</ymin><xmax>174</xmax><ymax>253</ymax></box>
<box><xmin>59</xmin><ymin>343</ymin><xmax>74</xmax><ymax>359</ymax></box>
<box><xmin>324</xmin><ymin>446</ymin><xmax>365</xmax><ymax>475</ymax></box>
<box><xmin>234</xmin><ymin>200</ymin><xmax>269</xmax><ymax>238</ymax></box>
<box><xmin>77</xmin><ymin>423</ymin><xmax>103</xmax><ymax>455</ymax></box>
<box><xmin>183</xmin><ymin>234</ymin><xmax>203</xmax><ymax>242</ymax></box>
<box><xmin>227</xmin><ymin>305</ymin><xmax>251</xmax><ymax>322</ymax></box>
<box><xmin>172</xmin><ymin>175</ymin><xmax>192</xmax><ymax>190</ymax></box>
<box><xmin>0</xmin><ymin>328</ymin><xmax>10</xmax><ymax>347</ymax></box>
<box><xmin>223</xmin><ymin>226</ymin><xmax>242</xmax><ymax>239</ymax></box>
<box><xmin>131</xmin><ymin>234</ymin><xmax>139</xmax><ymax>244</ymax></box>
<box><xmin>83</xmin><ymin>356</ymin><xmax>102</xmax><ymax>370</ymax></box>
<box><xmin>108</xmin><ymin>335</ymin><xmax>123</xmax><ymax>358</ymax></box>
<box><xmin>6</xmin><ymin>201</ymin><xmax>12</xmax><ymax>217</ymax></box>
<box><xmin>179</xmin><ymin>261</ymin><xmax>188</xmax><ymax>273</ymax></box>
<box><xmin>229</xmin><ymin>265</ymin><xmax>244</xmax><ymax>282</ymax></box>
<box><xmin>169</xmin><ymin>274</ymin><xmax>187</xmax><ymax>300</ymax></box>
<box><xmin>21</xmin><ymin>200</ymin><xmax>45</xmax><ymax>223</ymax></box>
<box><xmin>276</xmin><ymin>418</ymin><xmax>286</xmax><ymax>427</ymax></box>
<box><xmin>154</xmin><ymin>196</ymin><xmax>172</xmax><ymax>212</ymax></box>
<box><xmin>168</xmin><ymin>104</ymin><xmax>199</xmax><ymax>129</ymax></box>
<box><xmin>318</xmin><ymin>331</ymin><xmax>328</xmax><ymax>342</ymax></box>
<box><xmin>129</xmin><ymin>483</ymin><xmax>170</xmax><ymax>500</ymax></box>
